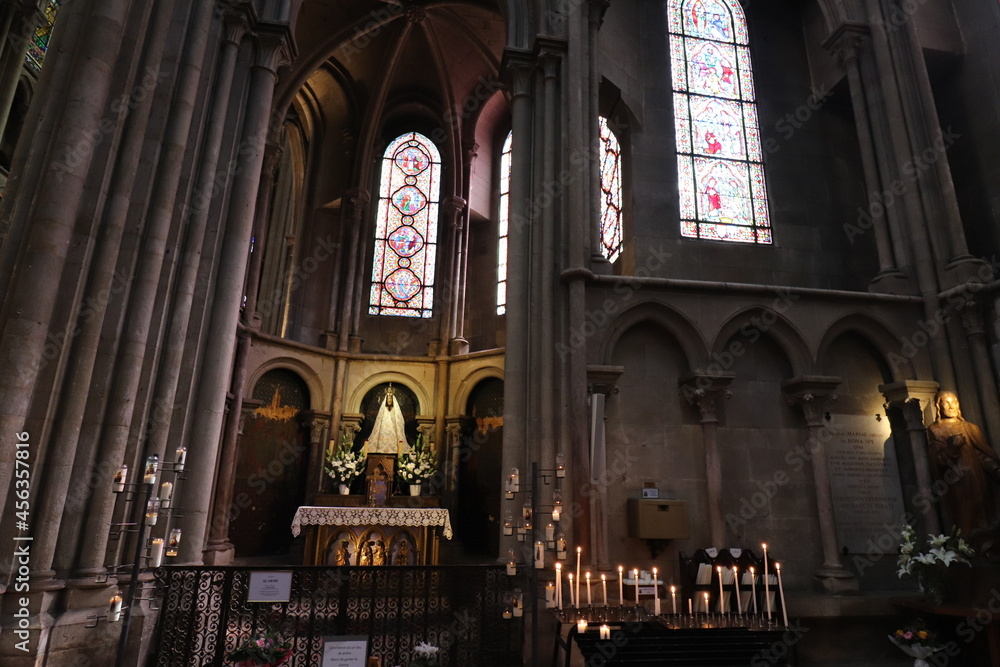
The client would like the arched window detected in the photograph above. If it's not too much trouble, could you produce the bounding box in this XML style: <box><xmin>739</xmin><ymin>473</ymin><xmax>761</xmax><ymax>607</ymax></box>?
<box><xmin>599</xmin><ymin>117</ymin><xmax>623</xmax><ymax>262</ymax></box>
<box><xmin>369</xmin><ymin>132</ymin><xmax>441</xmax><ymax>318</ymax></box>
<box><xmin>25</xmin><ymin>1</ymin><xmax>61</xmax><ymax>73</ymax></box>
<box><xmin>669</xmin><ymin>0</ymin><xmax>771</xmax><ymax>243</ymax></box>
<box><xmin>497</xmin><ymin>131</ymin><xmax>512</xmax><ymax>316</ymax></box>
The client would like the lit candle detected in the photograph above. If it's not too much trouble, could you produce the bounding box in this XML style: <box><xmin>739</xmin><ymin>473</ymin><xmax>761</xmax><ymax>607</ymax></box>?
<box><xmin>577</xmin><ymin>618</ymin><xmax>588</xmax><ymax>634</ymax></box>
<box><xmin>513</xmin><ymin>590</ymin><xmax>523</xmax><ymax>617</ymax></box>
<box><xmin>510</xmin><ymin>467</ymin><xmax>520</xmax><ymax>493</ymax></box>
<box><xmin>776</xmin><ymin>562</ymin><xmax>788</xmax><ymax>628</ymax></box>
<box><xmin>671</xmin><ymin>585</ymin><xmax>677</xmax><ymax>614</ymax></box>
<box><xmin>504</xmin><ymin>510</ymin><xmax>514</xmax><ymax>536</ymax></box>
<box><xmin>653</xmin><ymin>567</ymin><xmax>659</xmax><ymax>605</ymax></box>
<box><xmin>586</xmin><ymin>572</ymin><xmax>592</xmax><ymax>607</ymax></box>
<box><xmin>546</xmin><ymin>581</ymin><xmax>556</xmax><ymax>608</ymax></box>
<box><xmin>552</xmin><ymin>506</ymin><xmax>561</xmax><ymax>522</ymax></box>
<box><xmin>503</xmin><ymin>609</ymin><xmax>512</xmax><ymax>619</ymax></box>
<box><xmin>175</xmin><ymin>446</ymin><xmax>187</xmax><ymax>471</ymax></box>
<box><xmin>688</xmin><ymin>598</ymin><xmax>693</xmax><ymax>615</ymax></box>
<box><xmin>507</xmin><ymin>549</ymin><xmax>516</xmax><ymax>576</ymax></box>
<box><xmin>146</xmin><ymin>497</ymin><xmax>160</xmax><ymax>526</ymax></box>
<box><xmin>717</xmin><ymin>566</ymin><xmax>724</xmax><ymax>613</ymax></box>
<box><xmin>556</xmin><ymin>534</ymin><xmax>567</xmax><ymax>560</ymax></box>
<box><xmin>750</xmin><ymin>566</ymin><xmax>758</xmax><ymax>614</ymax></box>
<box><xmin>633</xmin><ymin>569</ymin><xmax>639</xmax><ymax>605</ymax></box>
<box><xmin>167</xmin><ymin>528</ymin><xmax>182</xmax><ymax>557</ymax></box>
<box><xmin>159</xmin><ymin>482</ymin><xmax>173</xmax><ymax>509</ymax></box>
<box><xmin>113</xmin><ymin>465</ymin><xmax>128</xmax><ymax>493</ymax></box>
<box><xmin>534</xmin><ymin>541</ymin><xmax>545</xmax><ymax>569</ymax></box>
<box><xmin>568</xmin><ymin>573</ymin><xmax>575</xmax><ymax>608</ymax></box>
<box><xmin>546</xmin><ymin>523</ymin><xmax>555</xmax><ymax>542</ymax></box>
<box><xmin>703</xmin><ymin>591</ymin><xmax>709</xmax><ymax>613</ymax></box>
<box><xmin>601</xmin><ymin>574</ymin><xmax>608</xmax><ymax>607</ymax></box>
<box><xmin>556</xmin><ymin>563</ymin><xmax>563</xmax><ymax>610</ymax></box>
<box><xmin>599</xmin><ymin>624</ymin><xmax>610</xmax><ymax>640</ymax></box>
<box><xmin>108</xmin><ymin>595</ymin><xmax>123</xmax><ymax>623</ymax></box>
<box><xmin>556</xmin><ymin>452</ymin><xmax>566</xmax><ymax>477</ymax></box>
<box><xmin>732</xmin><ymin>566</ymin><xmax>741</xmax><ymax>613</ymax></box>
<box><xmin>143</xmin><ymin>455</ymin><xmax>158</xmax><ymax>485</ymax></box>
<box><xmin>505</xmin><ymin>476</ymin><xmax>514</xmax><ymax>499</ymax></box>
<box><xmin>150</xmin><ymin>538</ymin><xmax>164</xmax><ymax>568</ymax></box>
<box><xmin>618</xmin><ymin>565</ymin><xmax>624</xmax><ymax>606</ymax></box>
<box><xmin>575</xmin><ymin>547</ymin><xmax>582</xmax><ymax>607</ymax></box>
<box><xmin>763</xmin><ymin>543</ymin><xmax>771</xmax><ymax>621</ymax></box>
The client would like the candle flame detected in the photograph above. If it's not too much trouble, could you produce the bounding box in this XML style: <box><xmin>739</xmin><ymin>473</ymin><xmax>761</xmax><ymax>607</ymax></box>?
<box><xmin>775</xmin><ymin>562</ymin><xmax>781</xmax><ymax>570</ymax></box>
<box><xmin>601</xmin><ymin>574</ymin><xmax>606</xmax><ymax>581</ymax></box>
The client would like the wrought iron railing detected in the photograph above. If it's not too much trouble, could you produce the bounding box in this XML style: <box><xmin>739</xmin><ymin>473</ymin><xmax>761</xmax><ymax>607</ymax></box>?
<box><xmin>150</xmin><ymin>565</ymin><xmax>523</xmax><ymax>666</ymax></box>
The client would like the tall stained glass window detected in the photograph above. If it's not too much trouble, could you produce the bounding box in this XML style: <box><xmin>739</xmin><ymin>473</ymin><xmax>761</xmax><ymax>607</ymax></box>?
<box><xmin>369</xmin><ymin>132</ymin><xmax>441</xmax><ymax>318</ymax></box>
<box><xmin>497</xmin><ymin>131</ymin><xmax>512</xmax><ymax>315</ymax></box>
<box><xmin>669</xmin><ymin>0</ymin><xmax>771</xmax><ymax>243</ymax></box>
<box><xmin>599</xmin><ymin>117</ymin><xmax>623</xmax><ymax>262</ymax></box>
<box><xmin>25</xmin><ymin>1</ymin><xmax>61</xmax><ymax>73</ymax></box>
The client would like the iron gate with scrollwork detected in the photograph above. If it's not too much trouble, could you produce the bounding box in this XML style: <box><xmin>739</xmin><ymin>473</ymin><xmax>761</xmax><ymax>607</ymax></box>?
<box><xmin>150</xmin><ymin>565</ymin><xmax>522</xmax><ymax>666</ymax></box>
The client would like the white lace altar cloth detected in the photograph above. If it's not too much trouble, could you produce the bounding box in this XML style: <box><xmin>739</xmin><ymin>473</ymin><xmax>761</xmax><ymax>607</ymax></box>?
<box><xmin>291</xmin><ymin>506</ymin><xmax>453</xmax><ymax>540</ymax></box>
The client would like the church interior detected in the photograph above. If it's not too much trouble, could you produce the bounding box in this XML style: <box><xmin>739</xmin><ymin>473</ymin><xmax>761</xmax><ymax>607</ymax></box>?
<box><xmin>2</xmin><ymin>0</ymin><xmax>1000</xmax><ymax>665</ymax></box>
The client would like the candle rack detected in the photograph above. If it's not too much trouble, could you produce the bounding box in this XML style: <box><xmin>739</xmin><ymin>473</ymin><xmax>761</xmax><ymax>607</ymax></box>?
<box><xmin>88</xmin><ymin>449</ymin><xmax>188</xmax><ymax>667</ymax></box>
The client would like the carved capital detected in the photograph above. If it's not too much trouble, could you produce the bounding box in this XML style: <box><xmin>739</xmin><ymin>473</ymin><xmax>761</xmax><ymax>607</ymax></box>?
<box><xmin>219</xmin><ymin>1</ymin><xmax>254</xmax><ymax>47</ymax></box>
<box><xmin>822</xmin><ymin>21</ymin><xmax>870</xmax><ymax>65</ymax></box>
<box><xmin>463</xmin><ymin>142</ymin><xmax>480</xmax><ymax>167</ymax></box>
<box><xmin>679</xmin><ymin>372</ymin><xmax>735</xmax><ymax>424</ymax></box>
<box><xmin>588</xmin><ymin>365</ymin><xmax>624</xmax><ymax>397</ymax></box>
<box><xmin>879</xmin><ymin>380</ymin><xmax>939</xmax><ymax>430</ymax></box>
<box><xmin>588</xmin><ymin>0</ymin><xmax>611</xmax><ymax>29</ymax></box>
<box><xmin>501</xmin><ymin>49</ymin><xmax>535</xmax><ymax>99</ymax></box>
<box><xmin>443</xmin><ymin>195</ymin><xmax>467</xmax><ymax>222</ymax></box>
<box><xmin>252</xmin><ymin>22</ymin><xmax>295</xmax><ymax>73</ymax></box>
<box><xmin>782</xmin><ymin>376</ymin><xmax>841</xmax><ymax>427</ymax></box>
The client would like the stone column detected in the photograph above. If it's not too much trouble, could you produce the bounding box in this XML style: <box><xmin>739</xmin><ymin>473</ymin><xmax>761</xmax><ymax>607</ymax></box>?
<box><xmin>498</xmin><ymin>50</ymin><xmax>533</xmax><ymax>561</ymax></box>
<box><xmin>880</xmin><ymin>380</ymin><xmax>941</xmax><ymax>536</ymax></box>
<box><xmin>443</xmin><ymin>417</ymin><xmax>468</xmax><ymax>502</ymax></box>
<box><xmin>450</xmin><ymin>145</ymin><xmax>477</xmax><ymax>355</ymax></box>
<box><xmin>587</xmin><ymin>365</ymin><xmax>623</xmax><ymax>569</ymax></box>
<box><xmin>680</xmin><ymin>372</ymin><xmax>734</xmax><ymax>547</ymax></box>
<box><xmin>587</xmin><ymin>0</ymin><xmax>610</xmax><ymax>270</ymax></box>
<box><xmin>782</xmin><ymin>376</ymin><xmax>858</xmax><ymax>593</ymax></box>
<box><xmin>957</xmin><ymin>300</ymin><xmax>1000</xmax><ymax>442</ymax></box>
<box><xmin>300</xmin><ymin>411</ymin><xmax>331</xmax><ymax>503</ymax></box>
<box><xmin>180</xmin><ymin>23</ymin><xmax>294</xmax><ymax>564</ymax></box>
<box><xmin>440</xmin><ymin>195</ymin><xmax>466</xmax><ymax>353</ymax></box>
<box><xmin>337</xmin><ymin>189</ymin><xmax>370</xmax><ymax>352</ymax></box>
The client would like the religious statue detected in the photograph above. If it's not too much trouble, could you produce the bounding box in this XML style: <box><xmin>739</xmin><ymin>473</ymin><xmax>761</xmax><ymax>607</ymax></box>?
<box><xmin>394</xmin><ymin>539</ymin><xmax>411</xmax><ymax>566</ymax></box>
<box><xmin>927</xmin><ymin>391</ymin><xmax>1000</xmax><ymax>552</ymax></box>
<box><xmin>334</xmin><ymin>540</ymin><xmax>350</xmax><ymax>567</ymax></box>
<box><xmin>363</xmin><ymin>384</ymin><xmax>411</xmax><ymax>455</ymax></box>
<box><xmin>359</xmin><ymin>540</ymin><xmax>374</xmax><ymax>566</ymax></box>
<box><xmin>372</xmin><ymin>540</ymin><xmax>387</xmax><ymax>566</ymax></box>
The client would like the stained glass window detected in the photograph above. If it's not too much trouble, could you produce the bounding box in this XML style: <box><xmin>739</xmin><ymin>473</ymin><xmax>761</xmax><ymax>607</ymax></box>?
<box><xmin>497</xmin><ymin>131</ymin><xmax>512</xmax><ymax>315</ymax></box>
<box><xmin>599</xmin><ymin>117</ymin><xmax>623</xmax><ymax>262</ymax></box>
<box><xmin>25</xmin><ymin>1</ymin><xmax>61</xmax><ymax>73</ymax></box>
<box><xmin>669</xmin><ymin>0</ymin><xmax>771</xmax><ymax>244</ymax></box>
<box><xmin>369</xmin><ymin>132</ymin><xmax>441</xmax><ymax>318</ymax></box>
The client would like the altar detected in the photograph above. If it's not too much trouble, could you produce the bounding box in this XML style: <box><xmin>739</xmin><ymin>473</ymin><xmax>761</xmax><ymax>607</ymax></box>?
<box><xmin>292</xmin><ymin>503</ymin><xmax>452</xmax><ymax>566</ymax></box>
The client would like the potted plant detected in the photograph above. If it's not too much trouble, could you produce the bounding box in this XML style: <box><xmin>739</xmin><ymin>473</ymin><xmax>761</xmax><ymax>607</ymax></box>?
<box><xmin>325</xmin><ymin>432</ymin><xmax>366</xmax><ymax>494</ymax></box>
<box><xmin>226</xmin><ymin>629</ymin><xmax>292</xmax><ymax>667</ymax></box>
<box><xmin>409</xmin><ymin>641</ymin><xmax>440</xmax><ymax>667</ymax></box>
<box><xmin>896</xmin><ymin>523</ymin><xmax>974</xmax><ymax>605</ymax></box>
<box><xmin>887</xmin><ymin>619</ymin><xmax>942</xmax><ymax>667</ymax></box>
<box><xmin>396</xmin><ymin>436</ymin><xmax>436</xmax><ymax>496</ymax></box>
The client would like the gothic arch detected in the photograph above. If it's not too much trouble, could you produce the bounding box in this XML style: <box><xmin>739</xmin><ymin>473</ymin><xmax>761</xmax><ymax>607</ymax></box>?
<box><xmin>246</xmin><ymin>357</ymin><xmax>325</xmax><ymax>409</ymax></box>
<box><xmin>349</xmin><ymin>371</ymin><xmax>431</xmax><ymax>413</ymax></box>
<box><xmin>817</xmin><ymin>312</ymin><xmax>916</xmax><ymax>381</ymax></box>
<box><xmin>711</xmin><ymin>306</ymin><xmax>813</xmax><ymax>377</ymax></box>
<box><xmin>599</xmin><ymin>300</ymin><xmax>709</xmax><ymax>371</ymax></box>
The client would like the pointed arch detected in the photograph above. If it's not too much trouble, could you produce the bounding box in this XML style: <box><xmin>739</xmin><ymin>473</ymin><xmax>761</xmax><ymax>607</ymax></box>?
<box><xmin>599</xmin><ymin>300</ymin><xmax>709</xmax><ymax>371</ymax></box>
<box><xmin>669</xmin><ymin>0</ymin><xmax>772</xmax><ymax>243</ymax></box>
<box><xmin>818</xmin><ymin>312</ymin><xmax>918</xmax><ymax>382</ymax></box>
<box><xmin>712</xmin><ymin>306</ymin><xmax>813</xmax><ymax>377</ymax></box>
<box><xmin>369</xmin><ymin>132</ymin><xmax>442</xmax><ymax>318</ymax></box>
<box><xmin>599</xmin><ymin>116</ymin><xmax>623</xmax><ymax>262</ymax></box>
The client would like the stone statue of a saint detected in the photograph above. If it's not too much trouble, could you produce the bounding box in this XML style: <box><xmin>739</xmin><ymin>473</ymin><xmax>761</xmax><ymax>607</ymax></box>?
<box><xmin>372</xmin><ymin>540</ymin><xmax>387</xmax><ymax>566</ymax></box>
<box><xmin>359</xmin><ymin>540</ymin><xmax>374</xmax><ymax>566</ymax></box>
<box><xmin>362</xmin><ymin>385</ymin><xmax>410</xmax><ymax>455</ymax></box>
<box><xmin>334</xmin><ymin>540</ymin><xmax>350</xmax><ymax>567</ymax></box>
<box><xmin>394</xmin><ymin>539</ymin><xmax>410</xmax><ymax>566</ymax></box>
<box><xmin>927</xmin><ymin>391</ymin><xmax>1000</xmax><ymax>552</ymax></box>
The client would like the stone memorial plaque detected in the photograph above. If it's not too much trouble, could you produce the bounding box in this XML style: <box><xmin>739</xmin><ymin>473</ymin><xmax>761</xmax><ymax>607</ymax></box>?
<box><xmin>827</xmin><ymin>415</ymin><xmax>906</xmax><ymax>553</ymax></box>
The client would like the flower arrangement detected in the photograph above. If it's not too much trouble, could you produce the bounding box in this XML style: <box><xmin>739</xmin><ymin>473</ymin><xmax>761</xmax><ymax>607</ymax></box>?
<box><xmin>888</xmin><ymin>619</ymin><xmax>942</xmax><ymax>666</ymax></box>
<box><xmin>896</xmin><ymin>524</ymin><xmax>974</xmax><ymax>605</ymax></box>
<box><xmin>396</xmin><ymin>436</ymin><xmax>436</xmax><ymax>484</ymax></box>
<box><xmin>226</xmin><ymin>629</ymin><xmax>292</xmax><ymax>666</ymax></box>
<box><xmin>325</xmin><ymin>432</ymin><xmax>366</xmax><ymax>485</ymax></box>
<box><xmin>409</xmin><ymin>641</ymin><xmax>440</xmax><ymax>667</ymax></box>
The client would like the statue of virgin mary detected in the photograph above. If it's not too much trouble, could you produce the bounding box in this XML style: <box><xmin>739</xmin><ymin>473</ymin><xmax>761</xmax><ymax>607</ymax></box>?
<box><xmin>362</xmin><ymin>385</ymin><xmax>411</xmax><ymax>455</ymax></box>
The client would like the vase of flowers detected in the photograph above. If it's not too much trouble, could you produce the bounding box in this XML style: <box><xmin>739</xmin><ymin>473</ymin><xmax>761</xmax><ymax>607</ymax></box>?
<box><xmin>888</xmin><ymin>619</ymin><xmax>942</xmax><ymax>667</ymax></box>
<box><xmin>325</xmin><ymin>432</ymin><xmax>366</xmax><ymax>493</ymax></box>
<box><xmin>226</xmin><ymin>629</ymin><xmax>292</xmax><ymax>667</ymax></box>
<box><xmin>396</xmin><ymin>436</ymin><xmax>436</xmax><ymax>496</ymax></box>
<box><xmin>896</xmin><ymin>524</ymin><xmax>974</xmax><ymax>606</ymax></box>
<box><xmin>409</xmin><ymin>641</ymin><xmax>440</xmax><ymax>667</ymax></box>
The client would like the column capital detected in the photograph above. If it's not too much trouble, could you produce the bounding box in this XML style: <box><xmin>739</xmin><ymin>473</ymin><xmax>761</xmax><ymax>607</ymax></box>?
<box><xmin>679</xmin><ymin>372</ymin><xmax>734</xmax><ymax>423</ymax></box>
<box><xmin>219</xmin><ymin>1</ymin><xmax>255</xmax><ymax>47</ymax></box>
<box><xmin>299</xmin><ymin>410</ymin><xmax>331</xmax><ymax>443</ymax></box>
<box><xmin>501</xmin><ymin>49</ymin><xmax>535</xmax><ymax>99</ymax></box>
<box><xmin>588</xmin><ymin>0</ymin><xmax>611</xmax><ymax>29</ymax></box>
<box><xmin>782</xmin><ymin>376</ymin><xmax>841</xmax><ymax>427</ymax></box>
<box><xmin>879</xmin><ymin>380</ymin><xmax>939</xmax><ymax>430</ymax></box>
<box><xmin>821</xmin><ymin>21</ymin><xmax>870</xmax><ymax>65</ymax></box>
<box><xmin>252</xmin><ymin>21</ymin><xmax>296</xmax><ymax>74</ymax></box>
<box><xmin>443</xmin><ymin>195</ymin><xmax>467</xmax><ymax>221</ymax></box>
<box><xmin>463</xmin><ymin>142</ymin><xmax>480</xmax><ymax>167</ymax></box>
<box><xmin>958</xmin><ymin>298</ymin><xmax>986</xmax><ymax>336</ymax></box>
<box><xmin>587</xmin><ymin>365</ymin><xmax>624</xmax><ymax>396</ymax></box>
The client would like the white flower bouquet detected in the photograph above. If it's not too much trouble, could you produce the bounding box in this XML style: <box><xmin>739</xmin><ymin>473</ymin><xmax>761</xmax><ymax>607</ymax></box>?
<box><xmin>409</xmin><ymin>641</ymin><xmax>440</xmax><ymax>667</ymax></box>
<box><xmin>324</xmin><ymin>433</ymin><xmax>366</xmax><ymax>485</ymax></box>
<box><xmin>396</xmin><ymin>436</ymin><xmax>436</xmax><ymax>484</ymax></box>
<box><xmin>896</xmin><ymin>523</ymin><xmax>973</xmax><ymax>605</ymax></box>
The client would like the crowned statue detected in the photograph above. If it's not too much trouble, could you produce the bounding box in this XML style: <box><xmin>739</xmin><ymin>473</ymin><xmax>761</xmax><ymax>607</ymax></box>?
<box><xmin>927</xmin><ymin>391</ymin><xmax>1000</xmax><ymax>553</ymax></box>
<box><xmin>362</xmin><ymin>384</ymin><xmax>411</xmax><ymax>455</ymax></box>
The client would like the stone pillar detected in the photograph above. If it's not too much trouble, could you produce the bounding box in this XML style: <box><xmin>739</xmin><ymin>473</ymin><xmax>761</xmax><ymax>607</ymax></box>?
<box><xmin>337</xmin><ymin>189</ymin><xmax>370</xmax><ymax>351</ymax></box>
<box><xmin>300</xmin><ymin>410</ymin><xmax>331</xmax><ymax>502</ymax></box>
<box><xmin>880</xmin><ymin>380</ymin><xmax>941</xmax><ymax>536</ymax></box>
<box><xmin>443</xmin><ymin>417</ymin><xmax>469</xmax><ymax>502</ymax></box>
<box><xmin>180</xmin><ymin>23</ymin><xmax>294</xmax><ymax>564</ymax></box>
<box><xmin>587</xmin><ymin>365</ymin><xmax>623</xmax><ymax>569</ymax></box>
<box><xmin>680</xmin><ymin>373</ymin><xmax>734</xmax><ymax>547</ymax></box>
<box><xmin>498</xmin><ymin>50</ymin><xmax>533</xmax><ymax>561</ymax></box>
<box><xmin>450</xmin><ymin>145</ymin><xmax>477</xmax><ymax>355</ymax></box>
<box><xmin>782</xmin><ymin>376</ymin><xmax>858</xmax><ymax>594</ymax></box>
<box><xmin>957</xmin><ymin>299</ymin><xmax>1000</xmax><ymax>442</ymax></box>
<box><xmin>441</xmin><ymin>195</ymin><xmax>467</xmax><ymax>354</ymax></box>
